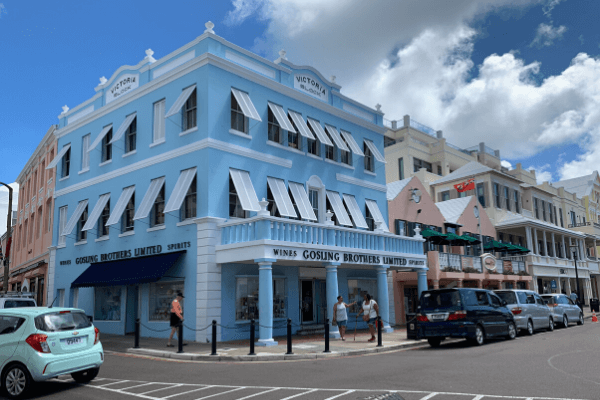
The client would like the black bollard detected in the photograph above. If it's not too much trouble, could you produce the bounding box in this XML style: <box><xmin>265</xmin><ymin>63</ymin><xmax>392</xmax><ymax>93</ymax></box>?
<box><xmin>324</xmin><ymin>318</ymin><xmax>330</xmax><ymax>353</ymax></box>
<box><xmin>134</xmin><ymin>318</ymin><xmax>140</xmax><ymax>349</ymax></box>
<box><xmin>211</xmin><ymin>320</ymin><xmax>217</xmax><ymax>356</ymax></box>
<box><xmin>377</xmin><ymin>316</ymin><xmax>383</xmax><ymax>347</ymax></box>
<box><xmin>248</xmin><ymin>319</ymin><xmax>256</xmax><ymax>356</ymax></box>
<box><xmin>286</xmin><ymin>318</ymin><xmax>293</xmax><ymax>355</ymax></box>
<box><xmin>177</xmin><ymin>322</ymin><xmax>184</xmax><ymax>353</ymax></box>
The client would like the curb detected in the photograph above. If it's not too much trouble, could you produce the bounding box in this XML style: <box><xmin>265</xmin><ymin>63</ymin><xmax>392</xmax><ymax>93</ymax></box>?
<box><xmin>126</xmin><ymin>340</ymin><xmax>428</xmax><ymax>362</ymax></box>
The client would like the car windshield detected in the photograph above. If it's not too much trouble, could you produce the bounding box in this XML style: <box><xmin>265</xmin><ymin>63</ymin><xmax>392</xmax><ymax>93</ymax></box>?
<box><xmin>34</xmin><ymin>311</ymin><xmax>92</xmax><ymax>332</ymax></box>
<box><xmin>4</xmin><ymin>300</ymin><xmax>36</xmax><ymax>308</ymax></box>
<box><xmin>420</xmin><ymin>290</ymin><xmax>461</xmax><ymax>310</ymax></box>
<box><xmin>541</xmin><ymin>295</ymin><xmax>555</xmax><ymax>303</ymax></box>
<box><xmin>495</xmin><ymin>291</ymin><xmax>517</xmax><ymax>305</ymax></box>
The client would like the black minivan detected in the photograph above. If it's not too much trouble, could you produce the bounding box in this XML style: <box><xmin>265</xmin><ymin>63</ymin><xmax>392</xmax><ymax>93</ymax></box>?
<box><xmin>417</xmin><ymin>288</ymin><xmax>517</xmax><ymax>347</ymax></box>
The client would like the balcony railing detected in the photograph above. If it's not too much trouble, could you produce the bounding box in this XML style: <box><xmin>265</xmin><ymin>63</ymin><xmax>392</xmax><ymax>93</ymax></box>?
<box><xmin>439</xmin><ymin>253</ymin><xmax>482</xmax><ymax>273</ymax></box>
<box><xmin>409</xmin><ymin>119</ymin><xmax>437</xmax><ymax>138</ymax></box>
<box><xmin>220</xmin><ymin>216</ymin><xmax>424</xmax><ymax>254</ymax></box>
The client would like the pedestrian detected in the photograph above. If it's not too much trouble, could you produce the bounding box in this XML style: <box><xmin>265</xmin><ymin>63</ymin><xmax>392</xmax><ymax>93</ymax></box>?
<box><xmin>332</xmin><ymin>295</ymin><xmax>356</xmax><ymax>341</ymax></box>
<box><xmin>357</xmin><ymin>293</ymin><xmax>379</xmax><ymax>342</ymax></box>
<box><xmin>167</xmin><ymin>292</ymin><xmax>184</xmax><ymax>347</ymax></box>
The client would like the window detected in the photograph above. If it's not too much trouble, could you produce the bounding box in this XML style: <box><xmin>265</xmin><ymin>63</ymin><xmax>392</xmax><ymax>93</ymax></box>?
<box><xmin>288</xmin><ymin>129</ymin><xmax>300</xmax><ymax>150</ymax></box>
<box><xmin>437</xmin><ymin>165</ymin><xmax>442</xmax><ymax>176</ymax></box>
<box><xmin>58</xmin><ymin>206</ymin><xmax>67</xmax><ymax>246</ymax></box>
<box><xmin>61</xmin><ymin>147</ymin><xmax>71</xmax><ymax>178</ymax></box>
<box><xmin>29</xmin><ymin>215</ymin><xmax>34</xmax><ymax>244</ymax></box>
<box><xmin>398</xmin><ymin>158</ymin><xmax>404</xmax><ymax>180</ymax></box>
<box><xmin>365</xmin><ymin>205</ymin><xmax>375</xmax><ymax>231</ymax></box>
<box><xmin>340</xmin><ymin>146</ymin><xmax>351</xmax><ymax>166</ymax></box>
<box><xmin>307</xmin><ymin>137</ymin><xmax>320</xmax><ymax>156</ymax></box>
<box><xmin>181</xmin><ymin>176</ymin><xmax>197</xmax><ymax>221</ymax></box>
<box><xmin>76</xmin><ymin>205</ymin><xmax>88</xmax><ymax>242</ymax></box>
<box><xmin>541</xmin><ymin>200</ymin><xmax>546</xmax><ymax>221</ymax></box>
<box><xmin>0</xmin><ymin>317</ymin><xmax>25</xmax><ymax>335</ymax></box>
<box><xmin>413</xmin><ymin>158</ymin><xmax>432</xmax><ymax>173</ymax></box>
<box><xmin>125</xmin><ymin>117</ymin><xmax>137</xmax><ymax>153</ymax></box>
<box><xmin>504</xmin><ymin>187</ymin><xmax>510</xmax><ymax>211</ymax></box>
<box><xmin>149</xmin><ymin>281</ymin><xmax>184</xmax><ymax>321</ymax></box>
<box><xmin>235</xmin><ymin>277</ymin><xmax>286</xmax><ymax>321</ymax></box>
<box><xmin>538</xmin><ymin>240</ymin><xmax>544</xmax><ymax>256</ymax></box>
<box><xmin>514</xmin><ymin>191</ymin><xmax>520</xmax><ymax>213</ymax></box>
<box><xmin>267</xmin><ymin>107</ymin><xmax>282</xmax><ymax>144</ymax></box>
<box><xmin>476</xmin><ymin>291</ymin><xmax>489</xmax><ymax>306</ymax></box>
<box><xmin>150</xmin><ymin>185</ymin><xmax>165</xmax><ymax>227</ymax></box>
<box><xmin>153</xmin><ymin>99</ymin><xmax>166</xmax><ymax>143</ymax></box>
<box><xmin>182</xmin><ymin>89</ymin><xmax>197</xmax><ymax>131</ymax></box>
<box><xmin>364</xmin><ymin>142</ymin><xmax>374</xmax><ymax>172</ymax></box>
<box><xmin>534</xmin><ymin>198</ymin><xmax>540</xmax><ymax>219</ymax></box>
<box><xmin>441</xmin><ymin>191</ymin><xmax>450</xmax><ymax>201</ymax></box>
<box><xmin>94</xmin><ymin>287</ymin><xmax>121</xmax><ymax>321</ymax></box>
<box><xmin>229</xmin><ymin>176</ymin><xmax>247</xmax><ymax>218</ymax></box>
<box><xmin>37</xmin><ymin>206</ymin><xmax>42</xmax><ymax>239</ymax></box>
<box><xmin>395</xmin><ymin>219</ymin><xmax>406</xmax><ymax>236</ymax></box>
<box><xmin>309</xmin><ymin>189</ymin><xmax>319</xmax><ymax>222</ymax></box>
<box><xmin>476</xmin><ymin>183</ymin><xmax>485</xmax><ymax>207</ymax></box>
<box><xmin>347</xmin><ymin>279</ymin><xmax>377</xmax><ymax>314</ymax></box>
<box><xmin>231</xmin><ymin>92</ymin><xmax>247</xmax><ymax>133</ymax></box>
<box><xmin>489</xmin><ymin>294</ymin><xmax>502</xmax><ymax>307</ymax></box>
<box><xmin>324</xmin><ymin>130</ymin><xmax>336</xmax><ymax>161</ymax></box>
<box><xmin>267</xmin><ymin>185</ymin><xmax>279</xmax><ymax>217</ymax></box>
<box><xmin>570</xmin><ymin>211</ymin><xmax>576</xmax><ymax>227</ymax></box>
<box><xmin>494</xmin><ymin>183</ymin><xmax>501</xmax><ymax>208</ymax></box>
<box><xmin>548</xmin><ymin>203</ymin><xmax>554</xmax><ymax>224</ymax></box>
<box><xmin>122</xmin><ymin>192</ymin><xmax>135</xmax><ymax>233</ymax></box>
<box><xmin>98</xmin><ymin>199</ymin><xmax>110</xmax><ymax>237</ymax></box>
<box><xmin>81</xmin><ymin>134</ymin><xmax>90</xmax><ymax>171</ymax></box>
<box><xmin>559</xmin><ymin>208</ymin><xmax>564</xmax><ymax>227</ymax></box>
<box><xmin>101</xmin><ymin>128</ymin><xmax>112</xmax><ymax>162</ymax></box>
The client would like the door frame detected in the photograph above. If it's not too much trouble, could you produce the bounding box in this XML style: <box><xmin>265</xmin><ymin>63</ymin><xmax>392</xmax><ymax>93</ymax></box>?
<box><xmin>299</xmin><ymin>280</ymin><xmax>316</xmax><ymax>325</ymax></box>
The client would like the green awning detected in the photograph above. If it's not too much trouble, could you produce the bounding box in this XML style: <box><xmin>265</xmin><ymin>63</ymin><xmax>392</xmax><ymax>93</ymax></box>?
<box><xmin>483</xmin><ymin>240</ymin><xmax>510</xmax><ymax>251</ymax></box>
<box><xmin>460</xmin><ymin>235</ymin><xmax>481</xmax><ymax>245</ymax></box>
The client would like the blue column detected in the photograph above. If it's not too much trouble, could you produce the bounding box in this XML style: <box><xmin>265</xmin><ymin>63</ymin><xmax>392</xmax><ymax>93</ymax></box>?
<box><xmin>377</xmin><ymin>265</ymin><xmax>394</xmax><ymax>333</ymax></box>
<box><xmin>417</xmin><ymin>269</ymin><xmax>429</xmax><ymax>298</ymax></box>
<box><xmin>255</xmin><ymin>258</ymin><xmax>277</xmax><ymax>346</ymax></box>
<box><xmin>325</xmin><ymin>262</ymin><xmax>341</xmax><ymax>339</ymax></box>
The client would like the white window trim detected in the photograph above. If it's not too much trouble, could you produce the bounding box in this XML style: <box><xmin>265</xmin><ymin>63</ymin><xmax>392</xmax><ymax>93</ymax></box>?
<box><xmin>74</xmin><ymin>240</ymin><xmax>87</xmax><ymax>246</ymax></box>
<box><xmin>149</xmin><ymin>139</ymin><xmax>165</xmax><ymax>148</ymax></box>
<box><xmin>324</xmin><ymin>158</ymin><xmax>354</xmax><ymax>170</ymax></box>
<box><xmin>99</xmin><ymin>159</ymin><xmax>113</xmax><ymax>167</ymax></box>
<box><xmin>95</xmin><ymin>236</ymin><xmax>110</xmax><ymax>242</ymax></box>
<box><xmin>179</xmin><ymin>126</ymin><xmax>199</xmax><ymax>137</ymax></box>
<box><xmin>78</xmin><ymin>168</ymin><xmax>90</xmax><ymax>175</ymax></box>
<box><xmin>266</xmin><ymin>140</ymin><xmax>304</xmax><ymax>155</ymax></box>
<box><xmin>307</xmin><ymin>153</ymin><xmax>322</xmax><ymax>161</ymax></box>
<box><xmin>147</xmin><ymin>225</ymin><xmax>166</xmax><ymax>233</ymax></box>
<box><xmin>59</xmin><ymin>175</ymin><xmax>70</xmax><ymax>182</ymax></box>
<box><xmin>176</xmin><ymin>219</ymin><xmax>196</xmax><ymax>227</ymax></box>
<box><xmin>364</xmin><ymin>170</ymin><xmax>376</xmax><ymax>177</ymax></box>
<box><xmin>119</xmin><ymin>230</ymin><xmax>135</xmax><ymax>238</ymax></box>
<box><xmin>229</xmin><ymin>128</ymin><xmax>252</xmax><ymax>139</ymax></box>
<box><xmin>123</xmin><ymin>150</ymin><xmax>137</xmax><ymax>158</ymax></box>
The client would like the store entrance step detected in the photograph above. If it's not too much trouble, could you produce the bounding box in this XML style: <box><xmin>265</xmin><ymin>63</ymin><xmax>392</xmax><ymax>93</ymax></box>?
<box><xmin>295</xmin><ymin>325</ymin><xmax>326</xmax><ymax>336</ymax></box>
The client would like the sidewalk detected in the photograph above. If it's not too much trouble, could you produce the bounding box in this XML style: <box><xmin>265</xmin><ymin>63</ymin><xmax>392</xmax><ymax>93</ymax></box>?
<box><xmin>101</xmin><ymin>328</ymin><xmax>427</xmax><ymax>362</ymax></box>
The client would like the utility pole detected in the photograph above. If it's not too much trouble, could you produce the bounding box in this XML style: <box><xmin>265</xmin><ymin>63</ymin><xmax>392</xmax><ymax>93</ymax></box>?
<box><xmin>0</xmin><ymin>182</ymin><xmax>13</xmax><ymax>294</ymax></box>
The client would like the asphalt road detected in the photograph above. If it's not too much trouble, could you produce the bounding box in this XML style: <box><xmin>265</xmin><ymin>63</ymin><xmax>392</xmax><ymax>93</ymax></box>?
<box><xmin>10</xmin><ymin>321</ymin><xmax>599</xmax><ymax>400</ymax></box>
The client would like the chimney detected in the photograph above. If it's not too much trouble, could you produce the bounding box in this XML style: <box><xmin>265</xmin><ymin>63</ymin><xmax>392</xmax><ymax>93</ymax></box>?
<box><xmin>403</xmin><ymin>115</ymin><xmax>410</xmax><ymax>128</ymax></box>
<box><xmin>436</xmin><ymin>130</ymin><xmax>443</xmax><ymax>139</ymax></box>
<box><xmin>479</xmin><ymin>142</ymin><xmax>485</xmax><ymax>153</ymax></box>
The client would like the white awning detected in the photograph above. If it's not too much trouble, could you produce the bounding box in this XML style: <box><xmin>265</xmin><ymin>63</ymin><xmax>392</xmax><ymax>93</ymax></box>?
<box><xmin>267</xmin><ymin>177</ymin><xmax>297</xmax><ymax>218</ymax></box>
<box><xmin>62</xmin><ymin>200</ymin><xmax>89</xmax><ymax>236</ymax></box>
<box><xmin>110</xmin><ymin>113</ymin><xmax>137</xmax><ymax>144</ymax></box>
<box><xmin>340</xmin><ymin>130</ymin><xmax>364</xmax><ymax>156</ymax></box>
<box><xmin>231</xmin><ymin>88</ymin><xmax>262</xmax><ymax>122</ymax></box>
<box><xmin>325</xmin><ymin>191</ymin><xmax>353</xmax><ymax>227</ymax></box>
<box><xmin>307</xmin><ymin>118</ymin><xmax>333</xmax><ymax>146</ymax></box>
<box><xmin>365</xmin><ymin>199</ymin><xmax>389</xmax><ymax>232</ymax></box>
<box><xmin>288</xmin><ymin>111</ymin><xmax>315</xmax><ymax>139</ymax></box>
<box><xmin>88</xmin><ymin>125</ymin><xmax>113</xmax><ymax>153</ymax></box>
<box><xmin>342</xmin><ymin>194</ymin><xmax>368</xmax><ymax>229</ymax></box>
<box><xmin>82</xmin><ymin>193</ymin><xmax>111</xmax><ymax>231</ymax></box>
<box><xmin>164</xmin><ymin>168</ymin><xmax>197</xmax><ymax>213</ymax></box>
<box><xmin>364</xmin><ymin>140</ymin><xmax>386</xmax><ymax>163</ymax></box>
<box><xmin>165</xmin><ymin>85</ymin><xmax>196</xmax><ymax>118</ymax></box>
<box><xmin>324</xmin><ymin>125</ymin><xmax>349</xmax><ymax>152</ymax></box>
<box><xmin>46</xmin><ymin>144</ymin><xmax>71</xmax><ymax>169</ymax></box>
<box><xmin>229</xmin><ymin>169</ymin><xmax>261</xmax><ymax>212</ymax></box>
<box><xmin>106</xmin><ymin>186</ymin><xmax>135</xmax><ymax>226</ymax></box>
<box><xmin>134</xmin><ymin>177</ymin><xmax>166</xmax><ymax>220</ymax></box>
<box><xmin>268</xmin><ymin>103</ymin><xmax>295</xmax><ymax>132</ymax></box>
<box><xmin>288</xmin><ymin>182</ymin><xmax>317</xmax><ymax>221</ymax></box>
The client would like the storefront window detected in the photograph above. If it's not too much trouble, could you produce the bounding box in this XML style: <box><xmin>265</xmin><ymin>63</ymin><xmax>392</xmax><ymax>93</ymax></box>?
<box><xmin>94</xmin><ymin>287</ymin><xmax>121</xmax><ymax>321</ymax></box>
<box><xmin>347</xmin><ymin>279</ymin><xmax>377</xmax><ymax>314</ymax></box>
<box><xmin>235</xmin><ymin>277</ymin><xmax>286</xmax><ymax>321</ymax></box>
<box><xmin>149</xmin><ymin>281</ymin><xmax>185</xmax><ymax>321</ymax></box>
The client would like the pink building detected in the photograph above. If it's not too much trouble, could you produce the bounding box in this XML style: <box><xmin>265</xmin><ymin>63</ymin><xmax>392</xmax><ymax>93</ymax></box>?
<box><xmin>10</xmin><ymin>126</ymin><xmax>57</xmax><ymax>305</ymax></box>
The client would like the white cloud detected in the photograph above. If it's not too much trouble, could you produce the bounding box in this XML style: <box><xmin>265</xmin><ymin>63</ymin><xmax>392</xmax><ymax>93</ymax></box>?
<box><xmin>529</xmin><ymin>164</ymin><xmax>553</xmax><ymax>184</ymax></box>
<box><xmin>0</xmin><ymin>4</ymin><xmax>6</xmax><ymax>19</ymax></box>
<box><xmin>0</xmin><ymin>183</ymin><xmax>19</xmax><ymax>236</ymax></box>
<box><xmin>530</xmin><ymin>22</ymin><xmax>567</xmax><ymax>47</ymax></box>
<box><xmin>501</xmin><ymin>160</ymin><xmax>513</xmax><ymax>169</ymax></box>
<box><xmin>542</xmin><ymin>0</ymin><xmax>564</xmax><ymax>18</ymax></box>
<box><xmin>225</xmin><ymin>0</ymin><xmax>265</xmax><ymax>26</ymax></box>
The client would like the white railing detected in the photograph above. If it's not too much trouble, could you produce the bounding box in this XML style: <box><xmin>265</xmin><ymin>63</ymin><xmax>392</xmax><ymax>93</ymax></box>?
<box><xmin>439</xmin><ymin>253</ymin><xmax>483</xmax><ymax>273</ymax></box>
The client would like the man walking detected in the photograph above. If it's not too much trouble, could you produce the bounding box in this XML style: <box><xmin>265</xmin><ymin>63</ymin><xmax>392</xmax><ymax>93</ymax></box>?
<box><xmin>167</xmin><ymin>292</ymin><xmax>184</xmax><ymax>347</ymax></box>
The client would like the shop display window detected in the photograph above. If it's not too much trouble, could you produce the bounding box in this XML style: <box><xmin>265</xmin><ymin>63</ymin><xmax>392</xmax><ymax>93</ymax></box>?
<box><xmin>236</xmin><ymin>277</ymin><xmax>286</xmax><ymax>321</ymax></box>
<box><xmin>149</xmin><ymin>281</ymin><xmax>185</xmax><ymax>321</ymax></box>
<box><xmin>347</xmin><ymin>279</ymin><xmax>377</xmax><ymax>314</ymax></box>
<box><xmin>94</xmin><ymin>287</ymin><xmax>121</xmax><ymax>321</ymax></box>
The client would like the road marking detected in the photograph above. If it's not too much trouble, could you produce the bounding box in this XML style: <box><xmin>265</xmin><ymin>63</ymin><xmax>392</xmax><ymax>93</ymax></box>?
<box><xmin>162</xmin><ymin>386</ymin><xmax>212</xmax><ymax>398</ymax></box>
<box><xmin>325</xmin><ymin>390</ymin><xmax>355</xmax><ymax>399</ymax></box>
<box><xmin>119</xmin><ymin>382</ymin><xmax>161</xmax><ymax>391</ymax></box>
<box><xmin>419</xmin><ymin>394</ymin><xmax>439</xmax><ymax>400</ymax></box>
<box><xmin>138</xmin><ymin>384</ymin><xmax>183</xmax><ymax>395</ymax></box>
<box><xmin>96</xmin><ymin>380</ymin><xmax>131</xmax><ymax>387</ymax></box>
<box><xmin>472</xmin><ymin>396</ymin><xmax>484</xmax><ymax>400</ymax></box>
<box><xmin>236</xmin><ymin>388</ymin><xmax>280</xmax><ymax>400</ymax></box>
<box><xmin>196</xmin><ymin>387</ymin><xmax>246</xmax><ymax>399</ymax></box>
<box><xmin>280</xmin><ymin>389</ymin><xmax>318</xmax><ymax>400</ymax></box>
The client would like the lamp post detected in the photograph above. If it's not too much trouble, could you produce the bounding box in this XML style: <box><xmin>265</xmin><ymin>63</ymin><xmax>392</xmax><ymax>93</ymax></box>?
<box><xmin>0</xmin><ymin>181</ymin><xmax>12</xmax><ymax>294</ymax></box>
<box><xmin>569</xmin><ymin>245</ymin><xmax>583</xmax><ymax>311</ymax></box>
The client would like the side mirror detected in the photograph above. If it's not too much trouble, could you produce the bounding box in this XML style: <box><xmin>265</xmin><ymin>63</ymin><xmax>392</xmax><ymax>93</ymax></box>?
<box><xmin>502</xmin><ymin>300</ymin><xmax>507</xmax><ymax>306</ymax></box>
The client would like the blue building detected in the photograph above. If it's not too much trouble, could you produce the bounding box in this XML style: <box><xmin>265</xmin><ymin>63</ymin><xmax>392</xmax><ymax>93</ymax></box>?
<box><xmin>46</xmin><ymin>22</ymin><xmax>427</xmax><ymax>344</ymax></box>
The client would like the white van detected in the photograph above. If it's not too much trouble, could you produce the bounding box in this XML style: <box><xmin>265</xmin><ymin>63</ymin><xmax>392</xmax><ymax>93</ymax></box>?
<box><xmin>0</xmin><ymin>292</ymin><xmax>37</xmax><ymax>308</ymax></box>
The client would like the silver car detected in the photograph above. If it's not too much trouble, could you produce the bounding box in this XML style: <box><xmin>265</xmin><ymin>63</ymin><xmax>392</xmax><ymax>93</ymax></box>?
<box><xmin>540</xmin><ymin>294</ymin><xmax>584</xmax><ymax>328</ymax></box>
<box><xmin>495</xmin><ymin>290</ymin><xmax>554</xmax><ymax>335</ymax></box>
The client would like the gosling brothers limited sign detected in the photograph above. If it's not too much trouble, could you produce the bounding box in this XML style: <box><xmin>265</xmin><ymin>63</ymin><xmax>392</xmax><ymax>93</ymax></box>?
<box><xmin>106</xmin><ymin>73</ymin><xmax>139</xmax><ymax>104</ymax></box>
<box><xmin>294</xmin><ymin>74</ymin><xmax>328</xmax><ymax>101</ymax></box>
<box><xmin>270</xmin><ymin>247</ymin><xmax>425</xmax><ymax>267</ymax></box>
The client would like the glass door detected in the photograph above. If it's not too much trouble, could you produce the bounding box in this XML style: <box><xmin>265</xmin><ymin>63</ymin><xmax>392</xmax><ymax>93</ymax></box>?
<box><xmin>300</xmin><ymin>280</ymin><xmax>315</xmax><ymax>324</ymax></box>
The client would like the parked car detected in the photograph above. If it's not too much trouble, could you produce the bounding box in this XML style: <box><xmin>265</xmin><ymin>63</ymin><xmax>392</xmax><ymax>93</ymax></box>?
<box><xmin>0</xmin><ymin>293</ymin><xmax>37</xmax><ymax>309</ymax></box>
<box><xmin>495</xmin><ymin>290</ymin><xmax>554</xmax><ymax>335</ymax></box>
<box><xmin>540</xmin><ymin>294</ymin><xmax>584</xmax><ymax>328</ymax></box>
<box><xmin>0</xmin><ymin>307</ymin><xmax>103</xmax><ymax>399</ymax></box>
<box><xmin>417</xmin><ymin>288</ymin><xmax>517</xmax><ymax>348</ymax></box>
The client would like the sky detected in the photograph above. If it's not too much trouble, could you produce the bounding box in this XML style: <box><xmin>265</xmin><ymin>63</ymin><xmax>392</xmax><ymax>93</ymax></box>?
<box><xmin>1</xmin><ymin>0</ymin><xmax>600</xmax><ymax>187</ymax></box>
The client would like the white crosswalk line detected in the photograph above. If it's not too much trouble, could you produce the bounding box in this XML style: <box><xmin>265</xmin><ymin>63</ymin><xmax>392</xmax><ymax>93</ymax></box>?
<box><xmin>196</xmin><ymin>387</ymin><xmax>245</xmax><ymax>399</ymax></box>
<box><xmin>236</xmin><ymin>388</ymin><xmax>280</xmax><ymax>400</ymax></box>
<box><xmin>279</xmin><ymin>389</ymin><xmax>318</xmax><ymax>400</ymax></box>
<box><xmin>162</xmin><ymin>386</ymin><xmax>212</xmax><ymax>399</ymax></box>
<box><xmin>324</xmin><ymin>390</ymin><xmax>355</xmax><ymax>400</ymax></box>
<box><xmin>419</xmin><ymin>393</ymin><xmax>439</xmax><ymax>400</ymax></box>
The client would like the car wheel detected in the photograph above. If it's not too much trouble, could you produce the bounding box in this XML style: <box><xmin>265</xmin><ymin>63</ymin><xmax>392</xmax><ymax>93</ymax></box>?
<box><xmin>427</xmin><ymin>338</ymin><xmax>442</xmax><ymax>348</ymax></box>
<box><xmin>526</xmin><ymin>319</ymin><xmax>534</xmax><ymax>335</ymax></box>
<box><xmin>577</xmin><ymin>313</ymin><xmax>584</xmax><ymax>326</ymax></box>
<box><xmin>472</xmin><ymin>325</ymin><xmax>485</xmax><ymax>346</ymax></box>
<box><xmin>2</xmin><ymin>364</ymin><xmax>30</xmax><ymax>399</ymax></box>
<box><xmin>562</xmin><ymin>315</ymin><xmax>569</xmax><ymax>328</ymax></box>
<box><xmin>506</xmin><ymin>322</ymin><xmax>517</xmax><ymax>340</ymax></box>
<box><xmin>71</xmin><ymin>367</ymin><xmax>100</xmax><ymax>384</ymax></box>
<box><xmin>547</xmin><ymin>317</ymin><xmax>554</xmax><ymax>332</ymax></box>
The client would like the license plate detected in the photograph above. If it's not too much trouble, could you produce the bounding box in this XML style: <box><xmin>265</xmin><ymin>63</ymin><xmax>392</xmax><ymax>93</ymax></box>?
<box><xmin>63</xmin><ymin>336</ymin><xmax>85</xmax><ymax>346</ymax></box>
<box><xmin>430</xmin><ymin>314</ymin><xmax>446</xmax><ymax>321</ymax></box>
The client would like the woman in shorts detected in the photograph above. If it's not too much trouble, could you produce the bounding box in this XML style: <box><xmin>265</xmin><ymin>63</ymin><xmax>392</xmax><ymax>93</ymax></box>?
<box><xmin>332</xmin><ymin>295</ymin><xmax>355</xmax><ymax>341</ymax></box>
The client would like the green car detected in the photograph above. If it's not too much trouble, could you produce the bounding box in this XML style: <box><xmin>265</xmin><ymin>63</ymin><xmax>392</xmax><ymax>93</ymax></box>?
<box><xmin>0</xmin><ymin>307</ymin><xmax>103</xmax><ymax>399</ymax></box>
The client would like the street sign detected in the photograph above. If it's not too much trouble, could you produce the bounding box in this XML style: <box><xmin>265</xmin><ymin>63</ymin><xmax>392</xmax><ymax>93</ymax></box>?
<box><xmin>551</xmin><ymin>280</ymin><xmax>557</xmax><ymax>289</ymax></box>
